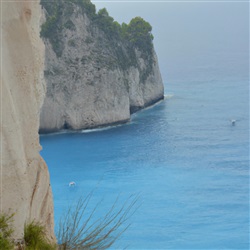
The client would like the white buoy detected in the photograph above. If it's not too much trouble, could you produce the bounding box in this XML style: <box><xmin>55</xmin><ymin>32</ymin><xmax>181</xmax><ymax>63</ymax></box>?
<box><xmin>69</xmin><ymin>181</ymin><xmax>76</xmax><ymax>187</ymax></box>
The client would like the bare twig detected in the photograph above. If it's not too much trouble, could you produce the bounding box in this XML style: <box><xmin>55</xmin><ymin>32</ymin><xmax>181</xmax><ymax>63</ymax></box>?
<box><xmin>57</xmin><ymin>192</ymin><xmax>140</xmax><ymax>250</ymax></box>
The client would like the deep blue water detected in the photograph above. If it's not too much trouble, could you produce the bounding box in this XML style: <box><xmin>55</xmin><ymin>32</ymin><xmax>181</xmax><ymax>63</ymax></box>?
<box><xmin>40</xmin><ymin>76</ymin><xmax>249</xmax><ymax>249</ymax></box>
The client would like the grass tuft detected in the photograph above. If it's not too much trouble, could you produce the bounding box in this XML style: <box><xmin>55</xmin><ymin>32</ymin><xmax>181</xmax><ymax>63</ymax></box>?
<box><xmin>0</xmin><ymin>192</ymin><xmax>139</xmax><ymax>249</ymax></box>
<box><xmin>24</xmin><ymin>221</ymin><xmax>56</xmax><ymax>250</ymax></box>
<box><xmin>0</xmin><ymin>213</ymin><xmax>14</xmax><ymax>250</ymax></box>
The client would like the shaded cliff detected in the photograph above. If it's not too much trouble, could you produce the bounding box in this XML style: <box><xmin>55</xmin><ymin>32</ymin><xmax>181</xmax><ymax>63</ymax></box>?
<box><xmin>0</xmin><ymin>0</ymin><xmax>55</xmax><ymax>240</ymax></box>
<box><xmin>39</xmin><ymin>0</ymin><xmax>164</xmax><ymax>133</ymax></box>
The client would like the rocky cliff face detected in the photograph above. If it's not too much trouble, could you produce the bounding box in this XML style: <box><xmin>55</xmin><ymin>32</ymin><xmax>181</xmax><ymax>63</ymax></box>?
<box><xmin>39</xmin><ymin>0</ymin><xmax>164</xmax><ymax>133</ymax></box>
<box><xmin>1</xmin><ymin>0</ymin><xmax>55</xmax><ymax>240</ymax></box>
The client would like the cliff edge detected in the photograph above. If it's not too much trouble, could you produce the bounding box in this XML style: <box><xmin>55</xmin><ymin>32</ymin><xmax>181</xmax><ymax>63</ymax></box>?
<box><xmin>39</xmin><ymin>0</ymin><xmax>164</xmax><ymax>133</ymax></box>
<box><xmin>0</xmin><ymin>0</ymin><xmax>55</xmax><ymax>240</ymax></box>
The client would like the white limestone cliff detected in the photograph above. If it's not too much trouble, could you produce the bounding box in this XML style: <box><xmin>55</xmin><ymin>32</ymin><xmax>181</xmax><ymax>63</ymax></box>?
<box><xmin>39</xmin><ymin>2</ymin><xmax>164</xmax><ymax>133</ymax></box>
<box><xmin>0</xmin><ymin>0</ymin><xmax>55</xmax><ymax>240</ymax></box>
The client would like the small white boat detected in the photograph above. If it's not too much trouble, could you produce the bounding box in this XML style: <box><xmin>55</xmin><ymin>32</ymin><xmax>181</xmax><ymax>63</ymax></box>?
<box><xmin>231</xmin><ymin>119</ymin><xmax>236</xmax><ymax>126</ymax></box>
<box><xmin>69</xmin><ymin>181</ymin><xmax>76</xmax><ymax>187</ymax></box>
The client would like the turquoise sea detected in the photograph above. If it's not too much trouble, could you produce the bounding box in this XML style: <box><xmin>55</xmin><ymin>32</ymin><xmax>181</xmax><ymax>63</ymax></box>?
<box><xmin>40</xmin><ymin>51</ymin><xmax>249</xmax><ymax>248</ymax></box>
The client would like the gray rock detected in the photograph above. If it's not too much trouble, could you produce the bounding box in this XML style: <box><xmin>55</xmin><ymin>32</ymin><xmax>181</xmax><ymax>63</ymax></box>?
<box><xmin>40</xmin><ymin>3</ymin><xmax>164</xmax><ymax>133</ymax></box>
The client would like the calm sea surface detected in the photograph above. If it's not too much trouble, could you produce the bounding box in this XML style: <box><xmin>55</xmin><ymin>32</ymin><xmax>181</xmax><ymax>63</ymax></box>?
<box><xmin>40</xmin><ymin>60</ymin><xmax>249</xmax><ymax>248</ymax></box>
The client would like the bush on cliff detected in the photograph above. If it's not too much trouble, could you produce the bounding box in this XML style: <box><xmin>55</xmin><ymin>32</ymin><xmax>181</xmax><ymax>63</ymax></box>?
<box><xmin>0</xmin><ymin>213</ymin><xmax>14</xmax><ymax>250</ymax></box>
<box><xmin>24</xmin><ymin>221</ymin><xmax>56</xmax><ymax>250</ymax></box>
<box><xmin>0</xmin><ymin>192</ymin><xmax>138</xmax><ymax>249</ymax></box>
<box><xmin>126</xmin><ymin>17</ymin><xmax>154</xmax><ymax>52</ymax></box>
<box><xmin>0</xmin><ymin>214</ymin><xmax>55</xmax><ymax>250</ymax></box>
<box><xmin>40</xmin><ymin>0</ymin><xmax>154</xmax><ymax>60</ymax></box>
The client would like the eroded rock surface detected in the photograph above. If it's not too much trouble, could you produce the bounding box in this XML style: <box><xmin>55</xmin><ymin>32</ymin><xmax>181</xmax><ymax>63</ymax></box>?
<box><xmin>0</xmin><ymin>0</ymin><xmax>55</xmax><ymax>240</ymax></box>
<box><xmin>39</xmin><ymin>1</ymin><xmax>164</xmax><ymax>133</ymax></box>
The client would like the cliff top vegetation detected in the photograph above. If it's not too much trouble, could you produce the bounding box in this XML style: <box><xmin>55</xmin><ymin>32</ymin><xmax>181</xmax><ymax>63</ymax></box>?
<box><xmin>40</xmin><ymin>0</ymin><xmax>154</xmax><ymax>59</ymax></box>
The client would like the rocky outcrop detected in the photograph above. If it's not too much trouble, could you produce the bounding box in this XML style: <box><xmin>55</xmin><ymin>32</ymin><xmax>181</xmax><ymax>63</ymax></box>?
<box><xmin>39</xmin><ymin>0</ymin><xmax>164</xmax><ymax>133</ymax></box>
<box><xmin>0</xmin><ymin>0</ymin><xmax>55</xmax><ymax>240</ymax></box>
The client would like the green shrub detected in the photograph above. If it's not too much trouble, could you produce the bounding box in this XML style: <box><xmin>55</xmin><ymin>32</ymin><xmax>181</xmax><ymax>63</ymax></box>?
<box><xmin>24</xmin><ymin>221</ymin><xmax>56</xmax><ymax>250</ymax></box>
<box><xmin>40</xmin><ymin>0</ymin><xmax>154</xmax><ymax>72</ymax></box>
<box><xmin>68</xmin><ymin>39</ymin><xmax>76</xmax><ymax>47</ymax></box>
<box><xmin>126</xmin><ymin>17</ymin><xmax>153</xmax><ymax>52</ymax></box>
<box><xmin>0</xmin><ymin>213</ymin><xmax>14</xmax><ymax>250</ymax></box>
<box><xmin>85</xmin><ymin>37</ymin><xmax>93</xmax><ymax>44</ymax></box>
<box><xmin>0</xmin><ymin>192</ymin><xmax>139</xmax><ymax>250</ymax></box>
<box><xmin>64</xmin><ymin>20</ymin><xmax>76</xmax><ymax>31</ymax></box>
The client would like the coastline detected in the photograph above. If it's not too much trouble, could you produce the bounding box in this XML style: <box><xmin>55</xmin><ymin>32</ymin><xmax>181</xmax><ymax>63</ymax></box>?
<box><xmin>39</xmin><ymin>95</ymin><xmax>164</xmax><ymax>135</ymax></box>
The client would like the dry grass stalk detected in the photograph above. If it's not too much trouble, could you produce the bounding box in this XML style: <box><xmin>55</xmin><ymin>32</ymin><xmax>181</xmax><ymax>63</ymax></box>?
<box><xmin>57</xmin><ymin>192</ymin><xmax>139</xmax><ymax>250</ymax></box>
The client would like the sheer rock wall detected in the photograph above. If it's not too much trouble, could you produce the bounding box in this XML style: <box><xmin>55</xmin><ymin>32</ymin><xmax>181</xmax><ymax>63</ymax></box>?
<box><xmin>1</xmin><ymin>0</ymin><xmax>55</xmax><ymax>240</ymax></box>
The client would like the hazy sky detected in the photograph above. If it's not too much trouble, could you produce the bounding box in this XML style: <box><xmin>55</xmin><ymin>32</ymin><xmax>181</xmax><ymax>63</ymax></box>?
<box><xmin>93</xmin><ymin>1</ymin><xmax>249</xmax><ymax>86</ymax></box>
